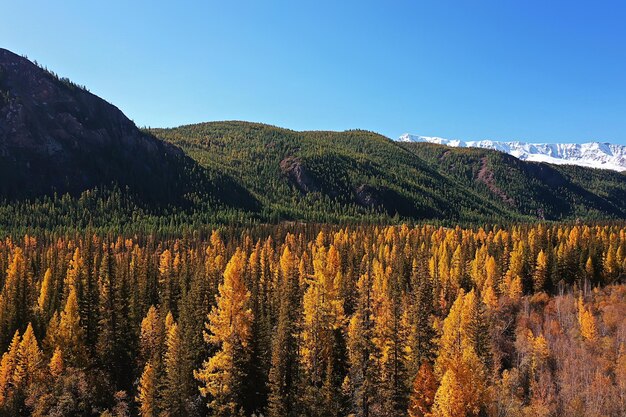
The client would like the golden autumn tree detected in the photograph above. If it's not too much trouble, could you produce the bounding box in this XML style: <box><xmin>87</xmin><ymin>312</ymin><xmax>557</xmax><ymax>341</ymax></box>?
<box><xmin>459</xmin><ymin>290</ymin><xmax>491</xmax><ymax>368</ymax></box>
<box><xmin>433</xmin><ymin>290</ymin><xmax>488</xmax><ymax>417</ymax></box>
<box><xmin>484</xmin><ymin>255</ymin><xmax>498</xmax><ymax>290</ymax></box>
<box><xmin>48</xmin><ymin>347</ymin><xmax>64</xmax><ymax>379</ymax></box>
<box><xmin>449</xmin><ymin>245</ymin><xmax>466</xmax><ymax>290</ymax></box>
<box><xmin>432</xmin><ymin>367</ymin><xmax>464</xmax><ymax>417</ymax></box>
<box><xmin>502</xmin><ymin>243</ymin><xmax>525</xmax><ymax>302</ymax></box>
<box><xmin>406</xmin><ymin>257</ymin><xmax>437</xmax><ymax>374</ymax></box>
<box><xmin>433</xmin><ymin>350</ymin><xmax>487</xmax><ymax>417</ymax></box>
<box><xmin>603</xmin><ymin>245</ymin><xmax>618</xmax><ymax>282</ymax></box>
<box><xmin>37</xmin><ymin>268</ymin><xmax>54</xmax><ymax>319</ymax></box>
<box><xmin>0</xmin><ymin>323</ymin><xmax>43</xmax><ymax>415</ymax></box>
<box><xmin>481</xmin><ymin>255</ymin><xmax>500</xmax><ymax>310</ymax></box>
<box><xmin>139</xmin><ymin>305</ymin><xmax>164</xmax><ymax>366</ymax></box>
<box><xmin>15</xmin><ymin>323</ymin><xmax>44</xmax><ymax>388</ymax></box>
<box><xmin>435</xmin><ymin>290</ymin><xmax>463</xmax><ymax>375</ymax></box>
<box><xmin>64</xmin><ymin>246</ymin><xmax>100</xmax><ymax>352</ymax></box>
<box><xmin>584</xmin><ymin>256</ymin><xmax>596</xmax><ymax>282</ymax></box>
<box><xmin>370</xmin><ymin>259</ymin><xmax>409</xmax><ymax>416</ymax></box>
<box><xmin>0</xmin><ymin>330</ymin><xmax>20</xmax><ymax>407</ymax></box>
<box><xmin>0</xmin><ymin>248</ymin><xmax>30</xmax><ymax>348</ymax></box>
<box><xmin>164</xmin><ymin>311</ymin><xmax>175</xmax><ymax>335</ymax></box>
<box><xmin>577</xmin><ymin>295</ymin><xmax>598</xmax><ymax>341</ymax></box>
<box><xmin>300</xmin><ymin>245</ymin><xmax>345</xmax><ymax>417</ymax></box>
<box><xmin>469</xmin><ymin>247</ymin><xmax>487</xmax><ymax>289</ymax></box>
<box><xmin>533</xmin><ymin>250</ymin><xmax>548</xmax><ymax>292</ymax></box>
<box><xmin>527</xmin><ymin>330</ymin><xmax>550</xmax><ymax>378</ymax></box>
<box><xmin>195</xmin><ymin>249</ymin><xmax>253</xmax><ymax>417</ymax></box>
<box><xmin>163</xmin><ymin>321</ymin><xmax>187</xmax><ymax>416</ymax></box>
<box><xmin>136</xmin><ymin>361</ymin><xmax>159</xmax><ymax>417</ymax></box>
<box><xmin>158</xmin><ymin>249</ymin><xmax>174</xmax><ymax>313</ymax></box>
<box><xmin>408</xmin><ymin>361</ymin><xmax>438</xmax><ymax>417</ymax></box>
<box><xmin>57</xmin><ymin>284</ymin><xmax>87</xmax><ymax>366</ymax></box>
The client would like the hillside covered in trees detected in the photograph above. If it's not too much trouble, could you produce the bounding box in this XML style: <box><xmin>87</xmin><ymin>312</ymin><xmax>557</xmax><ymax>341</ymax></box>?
<box><xmin>151</xmin><ymin>121</ymin><xmax>626</xmax><ymax>223</ymax></box>
<box><xmin>0</xmin><ymin>224</ymin><xmax>623</xmax><ymax>416</ymax></box>
<box><xmin>0</xmin><ymin>48</ymin><xmax>258</xmax><ymax>219</ymax></box>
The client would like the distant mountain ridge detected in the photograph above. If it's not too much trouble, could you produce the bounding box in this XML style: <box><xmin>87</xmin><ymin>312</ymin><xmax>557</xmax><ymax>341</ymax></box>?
<box><xmin>398</xmin><ymin>134</ymin><xmax>626</xmax><ymax>172</ymax></box>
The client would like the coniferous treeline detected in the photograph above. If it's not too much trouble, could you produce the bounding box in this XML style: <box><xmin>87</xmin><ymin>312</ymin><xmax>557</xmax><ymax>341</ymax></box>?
<box><xmin>0</xmin><ymin>186</ymin><xmax>409</xmax><ymax>238</ymax></box>
<box><xmin>0</xmin><ymin>223</ymin><xmax>624</xmax><ymax>416</ymax></box>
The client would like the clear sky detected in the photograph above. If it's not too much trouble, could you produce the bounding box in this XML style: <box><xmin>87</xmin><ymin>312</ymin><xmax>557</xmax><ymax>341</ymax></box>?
<box><xmin>2</xmin><ymin>0</ymin><xmax>626</xmax><ymax>144</ymax></box>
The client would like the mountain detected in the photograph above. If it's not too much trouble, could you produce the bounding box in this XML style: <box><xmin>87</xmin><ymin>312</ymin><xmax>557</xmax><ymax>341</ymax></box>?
<box><xmin>399</xmin><ymin>142</ymin><xmax>626</xmax><ymax>221</ymax></box>
<box><xmin>0</xmin><ymin>48</ymin><xmax>257</xmax><ymax>211</ymax></box>
<box><xmin>151</xmin><ymin>122</ymin><xmax>510</xmax><ymax>223</ymax></box>
<box><xmin>151</xmin><ymin>121</ymin><xmax>626</xmax><ymax>222</ymax></box>
<box><xmin>0</xmin><ymin>48</ymin><xmax>625</xmax><ymax>227</ymax></box>
<box><xmin>399</xmin><ymin>134</ymin><xmax>626</xmax><ymax>172</ymax></box>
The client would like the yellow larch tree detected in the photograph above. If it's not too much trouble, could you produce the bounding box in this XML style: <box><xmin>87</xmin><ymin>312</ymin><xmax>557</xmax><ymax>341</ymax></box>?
<box><xmin>139</xmin><ymin>305</ymin><xmax>164</xmax><ymax>366</ymax></box>
<box><xmin>14</xmin><ymin>323</ymin><xmax>44</xmax><ymax>389</ymax></box>
<box><xmin>533</xmin><ymin>250</ymin><xmax>548</xmax><ymax>292</ymax></box>
<box><xmin>37</xmin><ymin>268</ymin><xmax>53</xmax><ymax>315</ymax></box>
<box><xmin>584</xmin><ymin>256</ymin><xmax>595</xmax><ymax>282</ymax></box>
<box><xmin>300</xmin><ymin>244</ymin><xmax>345</xmax><ymax>416</ymax></box>
<box><xmin>195</xmin><ymin>248</ymin><xmax>252</xmax><ymax>417</ymax></box>
<box><xmin>577</xmin><ymin>295</ymin><xmax>598</xmax><ymax>341</ymax></box>
<box><xmin>48</xmin><ymin>347</ymin><xmax>64</xmax><ymax>379</ymax></box>
<box><xmin>57</xmin><ymin>284</ymin><xmax>87</xmax><ymax>366</ymax></box>
<box><xmin>64</xmin><ymin>247</ymin><xmax>84</xmax><ymax>296</ymax></box>
<box><xmin>370</xmin><ymin>259</ymin><xmax>409</xmax><ymax>416</ymax></box>
<box><xmin>433</xmin><ymin>290</ymin><xmax>488</xmax><ymax>417</ymax></box>
<box><xmin>158</xmin><ymin>249</ymin><xmax>174</xmax><ymax>313</ymax></box>
<box><xmin>0</xmin><ymin>330</ymin><xmax>20</xmax><ymax>407</ymax></box>
<box><xmin>136</xmin><ymin>361</ymin><xmax>159</xmax><ymax>417</ymax></box>
<box><xmin>163</xmin><ymin>320</ymin><xmax>186</xmax><ymax>416</ymax></box>
<box><xmin>432</xmin><ymin>349</ymin><xmax>487</xmax><ymax>417</ymax></box>
<box><xmin>432</xmin><ymin>367</ymin><xmax>464</xmax><ymax>417</ymax></box>
<box><xmin>267</xmin><ymin>246</ymin><xmax>300</xmax><ymax>417</ymax></box>
<box><xmin>0</xmin><ymin>248</ymin><xmax>28</xmax><ymax>348</ymax></box>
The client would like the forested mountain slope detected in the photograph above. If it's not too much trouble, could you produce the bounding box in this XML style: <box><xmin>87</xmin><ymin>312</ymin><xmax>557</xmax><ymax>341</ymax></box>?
<box><xmin>151</xmin><ymin>122</ymin><xmax>518</xmax><ymax>223</ymax></box>
<box><xmin>0</xmin><ymin>48</ymin><xmax>257</xmax><ymax>212</ymax></box>
<box><xmin>401</xmin><ymin>143</ymin><xmax>626</xmax><ymax>220</ymax></box>
<box><xmin>152</xmin><ymin>121</ymin><xmax>626</xmax><ymax>222</ymax></box>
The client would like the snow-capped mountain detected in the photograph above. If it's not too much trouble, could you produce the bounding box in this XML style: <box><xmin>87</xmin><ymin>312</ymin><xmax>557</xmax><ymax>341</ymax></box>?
<box><xmin>398</xmin><ymin>134</ymin><xmax>626</xmax><ymax>172</ymax></box>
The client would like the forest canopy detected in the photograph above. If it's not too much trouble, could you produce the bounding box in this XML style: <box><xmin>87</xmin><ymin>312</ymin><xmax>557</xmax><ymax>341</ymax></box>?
<box><xmin>0</xmin><ymin>223</ymin><xmax>623</xmax><ymax>416</ymax></box>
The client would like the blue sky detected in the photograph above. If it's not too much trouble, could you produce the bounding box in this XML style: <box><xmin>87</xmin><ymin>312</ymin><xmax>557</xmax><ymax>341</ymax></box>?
<box><xmin>2</xmin><ymin>0</ymin><xmax>626</xmax><ymax>144</ymax></box>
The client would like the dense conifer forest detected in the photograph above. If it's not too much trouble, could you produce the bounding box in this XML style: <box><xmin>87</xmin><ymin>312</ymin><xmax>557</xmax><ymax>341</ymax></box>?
<box><xmin>0</xmin><ymin>223</ymin><xmax>623</xmax><ymax>416</ymax></box>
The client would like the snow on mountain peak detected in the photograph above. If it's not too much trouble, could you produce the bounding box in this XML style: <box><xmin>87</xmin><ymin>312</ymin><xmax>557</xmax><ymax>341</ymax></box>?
<box><xmin>398</xmin><ymin>134</ymin><xmax>626</xmax><ymax>172</ymax></box>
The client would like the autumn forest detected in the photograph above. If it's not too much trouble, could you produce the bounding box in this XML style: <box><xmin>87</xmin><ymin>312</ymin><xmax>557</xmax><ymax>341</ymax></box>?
<box><xmin>0</xmin><ymin>223</ymin><xmax>623</xmax><ymax>417</ymax></box>
<box><xmin>1</xmin><ymin>47</ymin><xmax>626</xmax><ymax>417</ymax></box>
